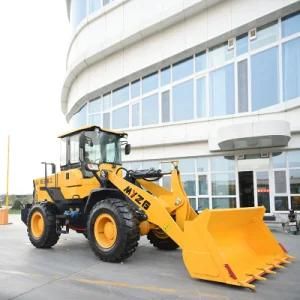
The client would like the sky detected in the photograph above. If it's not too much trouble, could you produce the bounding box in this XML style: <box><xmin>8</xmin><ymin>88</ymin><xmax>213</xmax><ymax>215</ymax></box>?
<box><xmin>0</xmin><ymin>1</ymin><xmax>71</xmax><ymax>194</ymax></box>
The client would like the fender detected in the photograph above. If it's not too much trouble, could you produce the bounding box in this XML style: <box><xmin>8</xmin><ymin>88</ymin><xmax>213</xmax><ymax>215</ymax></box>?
<box><xmin>84</xmin><ymin>188</ymin><xmax>126</xmax><ymax>215</ymax></box>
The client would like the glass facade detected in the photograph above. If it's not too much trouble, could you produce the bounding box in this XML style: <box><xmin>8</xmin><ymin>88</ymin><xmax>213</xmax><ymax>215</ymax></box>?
<box><xmin>70</xmin><ymin>11</ymin><xmax>300</xmax><ymax>130</ymax></box>
<box><xmin>70</xmin><ymin>0</ymin><xmax>115</xmax><ymax>30</ymax></box>
<box><xmin>123</xmin><ymin>150</ymin><xmax>300</xmax><ymax>212</ymax></box>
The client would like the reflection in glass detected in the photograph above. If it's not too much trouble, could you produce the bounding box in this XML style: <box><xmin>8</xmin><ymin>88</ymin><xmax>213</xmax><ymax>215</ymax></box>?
<box><xmin>211</xmin><ymin>173</ymin><xmax>236</xmax><ymax>196</ymax></box>
<box><xmin>251</xmin><ymin>47</ymin><xmax>278</xmax><ymax>111</ymax></box>
<box><xmin>274</xmin><ymin>171</ymin><xmax>287</xmax><ymax>194</ymax></box>
<box><xmin>212</xmin><ymin>198</ymin><xmax>236</xmax><ymax>208</ymax></box>
<box><xmin>172</xmin><ymin>57</ymin><xmax>193</xmax><ymax>82</ymax></box>
<box><xmin>198</xmin><ymin>175</ymin><xmax>208</xmax><ymax>195</ymax></box>
<box><xmin>256</xmin><ymin>171</ymin><xmax>270</xmax><ymax>213</ymax></box>
<box><xmin>283</xmin><ymin>38</ymin><xmax>300</xmax><ymax>101</ymax></box>
<box><xmin>275</xmin><ymin>196</ymin><xmax>289</xmax><ymax>211</ymax></box>
<box><xmin>189</xmin><ymin>198</ymin><xmax>197</xmax><ymax>210</ymax></box>
<box><xmin>291</xmin><ymin>196</ymin><xmax>300</xmax><ymax>210</ymax></box>
<box><xmin>290</xmin><ymin>170</ymin><xmax>300</xmax><ymax>194</ymax></box>
<box><xmin>209</xmin><ymin>64</ymin><xmax>234</xmax><ymax>117</ymax></box>
<box><xmin>181</xmin><ymin>175</ymin><xmax>196</xmax><ymax>196</ymax></box>
<box><xmin>198</xmin><ymin>198</ymin><xmax>209</xmax><ymax>210</ymax></box>
<box><xmin>173</xmin><ymin>80</ymin><xmax>194</xmax><ymax>121</ymax></box>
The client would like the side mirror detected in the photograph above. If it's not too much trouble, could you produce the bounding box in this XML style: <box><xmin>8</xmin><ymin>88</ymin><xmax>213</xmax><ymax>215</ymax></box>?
<box><xmin>125</xmin><ymin>144</ymin><xmax>131</xmax><ymax>155</ymax></box>
<box><xmin>51</xmin><ymin>163</ymin><xmax>56</xmax><ymax>174</ymax></box>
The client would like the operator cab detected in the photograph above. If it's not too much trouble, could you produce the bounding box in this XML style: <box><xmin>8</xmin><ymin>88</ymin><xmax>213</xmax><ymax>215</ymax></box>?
<box><xmin>58</xmin><ymin>125</ymin><xmax>130</xmax><ymax>172</ymax></box>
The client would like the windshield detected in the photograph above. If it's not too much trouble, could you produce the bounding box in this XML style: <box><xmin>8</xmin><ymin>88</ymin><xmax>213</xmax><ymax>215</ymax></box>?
<box><xmin>83</xmin><ymin>131</ymin><xmax>122</xmax><ymax>165</ymax></box>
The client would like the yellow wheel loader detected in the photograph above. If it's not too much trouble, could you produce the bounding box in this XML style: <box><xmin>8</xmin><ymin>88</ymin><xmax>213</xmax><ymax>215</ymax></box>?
<box><xmin>21</xmin><ymin>126</ymin><xmax>294</xmax><ymax>289</ymax></box>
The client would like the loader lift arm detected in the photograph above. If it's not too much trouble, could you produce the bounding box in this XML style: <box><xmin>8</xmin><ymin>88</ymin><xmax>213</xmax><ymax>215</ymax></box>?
<box><xmin>107</xmin><ymin>166</ymin><xmax>294</xmax><ymax>289</ymax></box>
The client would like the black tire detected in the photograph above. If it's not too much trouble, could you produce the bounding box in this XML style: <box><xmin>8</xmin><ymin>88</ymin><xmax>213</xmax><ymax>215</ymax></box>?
<box><xmin>147</xmin><ymin>229</ymin><xmax>179</xmax><ymax>250</ymax></box>
<box><xmin>27</xmin><ymin>202</ymin><xmax>60</xmax><ymax>248</ymax></box>
<box><xmin>88</xmin><ymin>198</ymin><xmax>140</xmax><ymax>262</ymax></box>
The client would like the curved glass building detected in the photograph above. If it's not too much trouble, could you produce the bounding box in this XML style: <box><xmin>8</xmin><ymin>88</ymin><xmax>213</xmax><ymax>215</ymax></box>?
<box><xmin>63</xmin><ymin>0</ymin><xmax>300</xmax><ymax>217</ymax></box>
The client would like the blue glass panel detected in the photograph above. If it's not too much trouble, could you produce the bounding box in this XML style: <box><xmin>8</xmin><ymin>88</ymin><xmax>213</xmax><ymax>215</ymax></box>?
<box><xmin>71</xmin><ymin>105</ymin><xmax>87</xmax><ymax>128</ymax></box>
<box><xmin>209</xmin><ymin>64</ymin><xmax>235</xmax><ymax>117</ymax></box>
<box><xmin>195</xmin><ymin>51</ymin><xmax>207</xmax><ymax>72</ymax></box>
<box><xmin>196</xmin><ymin>77</ymin><xmax>206</xmax><ymax>118</ymax></box>
<box><xmin>172</xmin><ymin>57</ymin><xmax>193</xmax><ymax>82</ymax></box>
<box><xmin>250</xmin><ymin>22</ymin><xmax>278</xmax><ymax>50</ymax></box>
<box><xmin>251</xmin><ymin>47</ymin><xmax>279</xmax><ymax>111</ymax></box>
<box><xmin>283</xmin><ymin>38</ymin><xmax>300</xmax><ymax>101</ymax></box>
<box><xmin>161</xmin><ymin>90</ymin><xmax>170</xmax><ymax>123</ymax></box>
<box><xmin>112</xmin><ymin>85</ymin><xmax>129</xmax><ymax>106</ymax></box>
<box><xmin>132</xmin><ymin>103</ymin><xmax>140</xmax><ymax>127</ymax></box>
<box><xmin>103</xmin><ymin>112</ymin><xmax>110</xmax><ymax>128</ymax></box>
<box><xmin>88</xmin><ymin>114</ymin><xmax>101</xmax><ymax>126</ymax></box>
<box><xmin>282</xmin><ymin>11</ymin><xmax>300</xmax><ymax>37</ymax></box>
<box><xmin>142</xmin><ymin>73</ymin><xmax>158</xmax><ymax>94</ymax></box>
<box><xmin>211</xmin><ymin>157</ymin><xmax>235</xmax><ymax>172</ymax></box>
<box><xmin>209</xmin><ymin>43</ymin><xmax>234</xmax><ymax>67</ymax></box>
<box><xmin>173</xmin><ymin>79</ymin><xmax>194</xmax><ymax>121</ymax></box>
<box><xmin>70</xmin><ymin>0</ymin><xmax>87</xmax><ymax>29</ymax></box>
<box><xmin>112</xmin><ymin>106</ymin><xmax>129</xmax><ymax>129</ymax></box>
<box><xmin>160</xmin><ymin>67</ymin><xmax>171</xmax><ymax>86</ymax></box>
<box><xmin>236</xmin><ymin>33</ymin><xmax>248</xmax><ymax>56</ymax></box>
<box><xmin>102</xmin><ymin>93</ymin><xmax>111</xmax><ymax>111</ymax></box>
<box><xmin>142</xmin><ymin>94</ymin><xmax>159</xmax><ymax>125</ymax></box>
<box><xmin>88</xmin><ymin>0</ymin><xmax>101</xmax><ymax>14</ymax></box>
<box><xmin>131</xmin><ymin>80</ymin><xmax>140</xmax><ymax>98</ymax></box>
<box><xmin>89</xmin><ymin>97</ymin><xmax>102</xmax><ymax>113</ymax></box>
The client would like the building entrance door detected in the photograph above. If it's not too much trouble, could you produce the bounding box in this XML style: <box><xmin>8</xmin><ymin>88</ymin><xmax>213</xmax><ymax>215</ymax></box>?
<box><xmin>238</xmin><ymin>171</ymin><xmax>254</xmax><ymax>207</ymax></box>
<box><xmin>237</xmin><ymin>158</ymin><xmax>271</xmax><ymax>214</ymax></box>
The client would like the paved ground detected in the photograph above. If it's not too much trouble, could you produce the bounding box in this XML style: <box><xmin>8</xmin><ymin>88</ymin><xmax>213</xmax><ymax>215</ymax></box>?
<box><xmin>0</xmin><ymin>215</ymin><xmax>299</xmax><ymax>300</ymax></box>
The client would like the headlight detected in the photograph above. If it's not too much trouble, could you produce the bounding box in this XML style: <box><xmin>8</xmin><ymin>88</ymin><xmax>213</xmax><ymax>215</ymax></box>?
<box><xmin>86</xmin><ymin>163</ymin><xmax>99</xmax><ymax>172</ymax></box>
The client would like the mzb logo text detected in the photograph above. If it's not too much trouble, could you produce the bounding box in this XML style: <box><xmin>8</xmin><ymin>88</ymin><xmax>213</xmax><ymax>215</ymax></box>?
<box><xmin>123</xmin><ymin>186</ymin><xmax>151</xmax><ymax>210</ymax></box>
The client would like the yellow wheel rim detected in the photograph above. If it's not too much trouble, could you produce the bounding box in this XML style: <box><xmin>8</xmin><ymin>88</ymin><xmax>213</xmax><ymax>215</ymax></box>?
<box><xmin>31</xmin><ymin>211</ymin><xmax>45</xmax><ymax>239</ymax></box>
<box><xmin>94</xmin><ymin>213</ymin><xmax>117</xmax><ymax>249</ymax></box>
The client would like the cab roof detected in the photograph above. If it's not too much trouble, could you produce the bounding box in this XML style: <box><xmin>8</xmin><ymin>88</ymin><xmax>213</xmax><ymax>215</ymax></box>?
<box><xmin>58</xmin><ymin>125</ymin><xmax>127</xmax><ymax>138</ymax></box>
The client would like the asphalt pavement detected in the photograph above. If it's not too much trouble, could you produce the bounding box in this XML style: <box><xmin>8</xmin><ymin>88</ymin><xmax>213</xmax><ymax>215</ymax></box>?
<box><xmin>0</xmin><ymin>214</ymin><xmax>299</xmax><ymax>300</ymax></box>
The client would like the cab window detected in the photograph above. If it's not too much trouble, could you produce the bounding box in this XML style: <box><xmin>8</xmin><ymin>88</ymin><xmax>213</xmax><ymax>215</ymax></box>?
<box><xmin>70</xmin><ymin>134</ymin><xmax>80</xmax><ymax>164</ymax></box>
<box><xmin>60</xmin><ymin>138</ymin><xmax>67</xmax><ymax>166</ymax></box>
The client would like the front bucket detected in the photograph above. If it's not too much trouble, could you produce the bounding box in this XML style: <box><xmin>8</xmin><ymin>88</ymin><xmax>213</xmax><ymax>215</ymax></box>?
<box><xmin>182</xmin><ymin>207</ymin><xmax>293</xmax><ymax>289</ymax></box>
